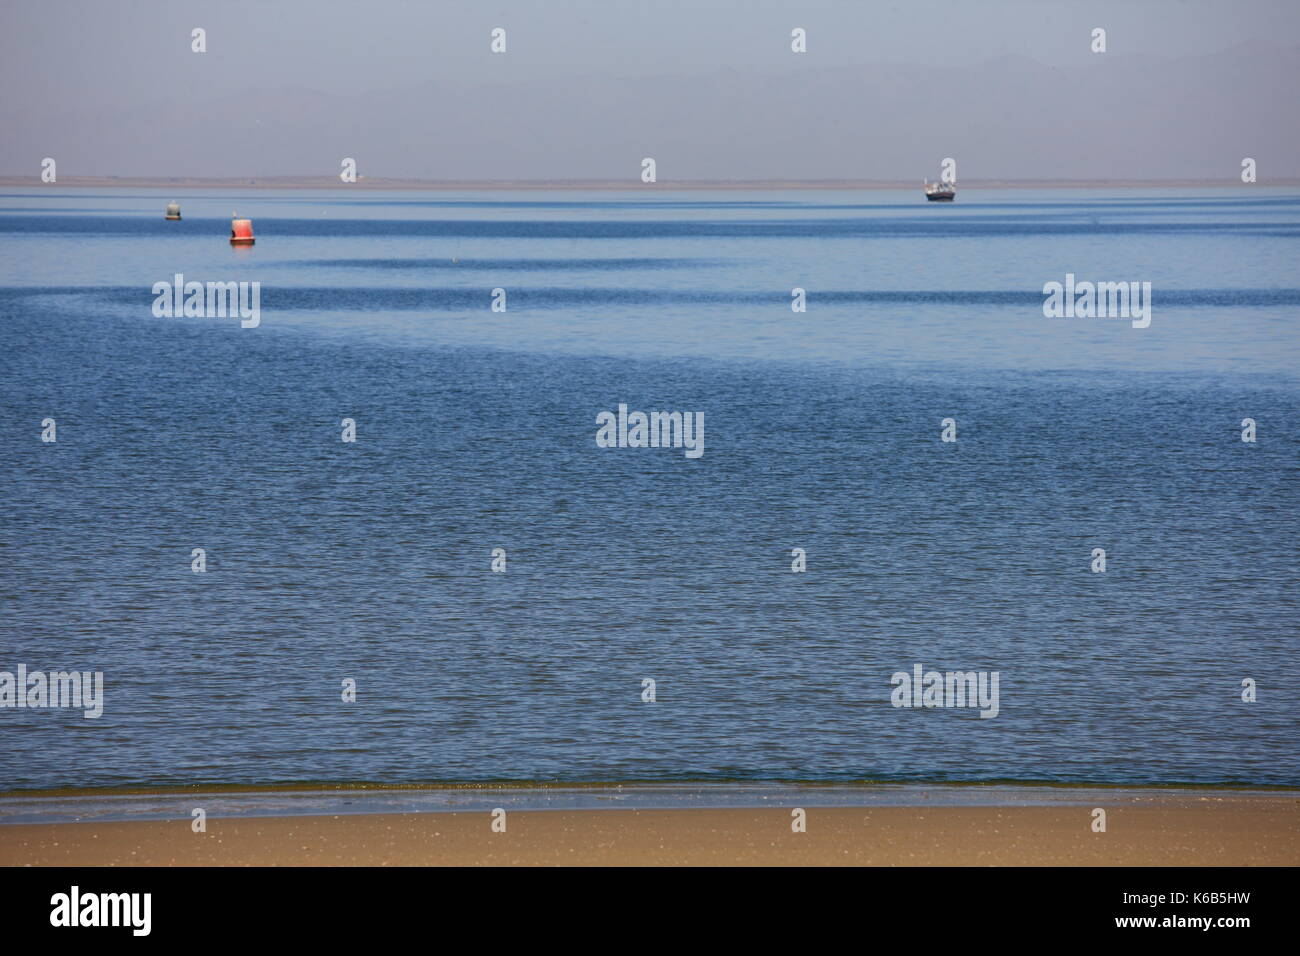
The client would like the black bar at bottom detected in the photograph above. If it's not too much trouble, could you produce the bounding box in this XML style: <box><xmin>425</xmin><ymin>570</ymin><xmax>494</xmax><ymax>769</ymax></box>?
<box><xmin>0</xmin><ymin>865</ymin><xmax>1284</xmax><ymax>941</ymax></box>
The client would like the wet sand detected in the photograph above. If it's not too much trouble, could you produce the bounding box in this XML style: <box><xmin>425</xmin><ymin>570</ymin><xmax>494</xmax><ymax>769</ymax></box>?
<box><xmin>3</xmin><ymin>797</ymin><xmax>1297</xmax><ymax>866</ymax></box>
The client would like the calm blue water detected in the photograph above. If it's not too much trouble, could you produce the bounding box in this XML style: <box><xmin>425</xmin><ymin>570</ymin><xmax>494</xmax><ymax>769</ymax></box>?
<box><xmin>1</xmin><ymin>187</ymin><xmax>1298</xmax><ymax>792</ymax></box>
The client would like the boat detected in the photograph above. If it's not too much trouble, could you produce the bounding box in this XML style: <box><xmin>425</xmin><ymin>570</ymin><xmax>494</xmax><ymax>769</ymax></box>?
<box><xmin>230</xmin><ymin>213</ymin><xmax>255</xmax><ymax>245</ymax></box>
<box><xmin>164</xmin><ymin>201</ymin><xmax>181</xmax><ymax>221</ymax></box>
<box><xmin>924</xmin><ymin>178</ymin><xmax>955</xmax><ymax>202</ymax></box>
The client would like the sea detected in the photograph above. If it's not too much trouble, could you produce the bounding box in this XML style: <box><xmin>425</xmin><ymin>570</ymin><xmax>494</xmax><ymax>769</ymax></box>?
<box><xmin>1</xmin><ymin>186</ymin><xmax>1297</xmax><ymax>809</ymax></box>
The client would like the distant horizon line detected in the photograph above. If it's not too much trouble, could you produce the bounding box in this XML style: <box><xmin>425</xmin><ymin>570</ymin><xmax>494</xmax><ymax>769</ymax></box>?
<box><xmin>4</xmin><ymin>175</ymin><xmax>1296</xmax><ymax>191</ymax></box>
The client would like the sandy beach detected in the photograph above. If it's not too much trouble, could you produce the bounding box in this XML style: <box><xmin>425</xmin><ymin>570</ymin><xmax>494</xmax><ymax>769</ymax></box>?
<box><xmin>3</xmin><ymin>796</ymin><xmax>1296</xmax><ymax>866</ymax></box>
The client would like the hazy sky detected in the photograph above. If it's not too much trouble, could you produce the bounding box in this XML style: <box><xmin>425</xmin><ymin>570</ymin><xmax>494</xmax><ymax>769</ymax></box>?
<box><xmin>3</xmin><ymin>0</ymin><xmax>1298</xmax><ymax>179</ymax></box>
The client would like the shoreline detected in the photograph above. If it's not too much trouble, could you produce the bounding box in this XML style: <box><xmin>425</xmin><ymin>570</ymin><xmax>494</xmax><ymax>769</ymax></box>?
<box><xmin>2</xmin><ymin>782</ymin><xmax>1295</xmax><ymax>825</ymax></box>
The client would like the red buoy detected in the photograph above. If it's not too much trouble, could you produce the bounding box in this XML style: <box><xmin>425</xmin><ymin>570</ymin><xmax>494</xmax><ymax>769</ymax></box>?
<box><xmin>230</xmin><ymin>215</ymin><xmax>255</xmax><ymax>245</ymax></box>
